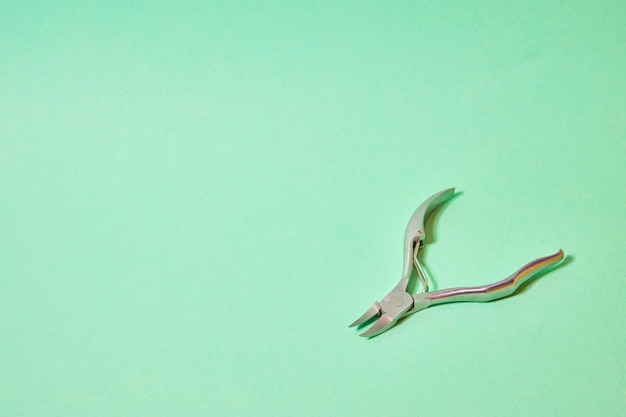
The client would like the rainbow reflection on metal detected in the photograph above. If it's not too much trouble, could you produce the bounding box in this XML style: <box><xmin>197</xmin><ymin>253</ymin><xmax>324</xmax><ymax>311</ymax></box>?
<box><xmin>349</xmin><ymin>188</ymin><xmax>565</xmax><ymax>338</ymax></box>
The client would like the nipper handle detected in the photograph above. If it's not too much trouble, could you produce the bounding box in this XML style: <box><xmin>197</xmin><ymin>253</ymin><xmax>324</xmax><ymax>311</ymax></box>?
<box><xmin>401</xmin><ymin>188</ymin><xmax>455</xmax><ymax>281</ymax></box>
<box><xmin>410</xmin><ymin>250</ymin><xmax>564</xmax><ymax>312</ymax></box>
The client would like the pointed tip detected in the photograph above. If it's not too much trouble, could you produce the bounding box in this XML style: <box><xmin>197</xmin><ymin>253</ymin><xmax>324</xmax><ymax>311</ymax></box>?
<box><xmin>349</xmin><ymin>303</ymin><xmax>380</xmax><ymax>328</ymax></box>
<box><xmin>359</xmin><ymin>315</ymin><xmax>395</xmax><ymax>338</ymax></box>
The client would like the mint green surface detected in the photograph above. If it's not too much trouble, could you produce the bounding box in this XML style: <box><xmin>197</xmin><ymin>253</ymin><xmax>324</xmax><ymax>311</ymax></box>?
<box><xmin>2</xmin><ymin>2</ymin><xmax>625</xmax><ymax>416</ymax></box>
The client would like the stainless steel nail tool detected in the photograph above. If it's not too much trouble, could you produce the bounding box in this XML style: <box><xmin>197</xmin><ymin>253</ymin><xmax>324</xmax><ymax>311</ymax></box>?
<box><xmin>350</xmin><ymin>188</ymin><xmax>565</xmax><ymax>338</ymax></box>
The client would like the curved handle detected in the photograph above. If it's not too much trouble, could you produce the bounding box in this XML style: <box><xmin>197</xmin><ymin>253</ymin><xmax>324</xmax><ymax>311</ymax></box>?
<box><xmin>401</xmin><ymin>188</ymin><xmax>456</xmax><ymax>280</ymax></box>
<box><xmin>420</xmin><ymin>250</ymin><xmax>565</xmax><ymax>307</ymax></box>
<box><xmin>405</xmin><ymin>187</ymin><xmax>456</xmax><ymax>243</ymax></box>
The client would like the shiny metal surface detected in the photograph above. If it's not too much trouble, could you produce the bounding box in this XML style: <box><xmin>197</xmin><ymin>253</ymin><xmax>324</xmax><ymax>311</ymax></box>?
<box><xmin>350</xmin><ymin>188</ymin><xmax>565</xmax><ymax>338</ymax></box>
<box><xmin>408</xmin><ymin>250</ymin><xmax>564</xmax><ymax>315</ymax></box>
<box><xmin>401</xmin><ymin>187</ymin><xmax>455</xmax><ymax>285</ymax></box>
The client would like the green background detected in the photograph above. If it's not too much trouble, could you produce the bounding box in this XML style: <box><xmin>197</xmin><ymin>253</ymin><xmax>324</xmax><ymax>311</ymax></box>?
<box><xmin>2</xmin><ymin>1</ymin><xmax>625</xmax><ymax>416</ymax></box>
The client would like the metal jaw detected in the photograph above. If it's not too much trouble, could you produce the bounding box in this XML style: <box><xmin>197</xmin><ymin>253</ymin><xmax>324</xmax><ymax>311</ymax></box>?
<box><xmin>350</xmin><ymin>188</ymin><xmax>565</xmax><ymax>338</ymax></box>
